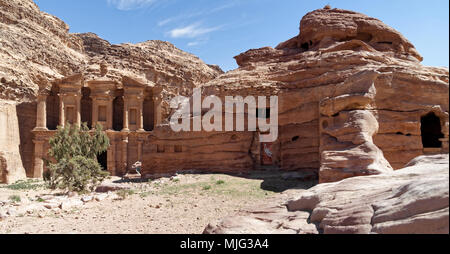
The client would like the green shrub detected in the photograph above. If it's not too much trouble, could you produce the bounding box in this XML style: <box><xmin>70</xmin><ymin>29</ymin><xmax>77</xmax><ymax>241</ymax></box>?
<box><xmin>44</xmin><ymin>123</ymin><xmax>110</xmax><ymax>193</ymax></box>
<box><xmin>116</xmin><ymin>189</ymin><xmax>135</xmax><ymax>200</ymax></box>
<box><xmin>216</xmin><ymin>180</ymin><xmax>225</xmax><ymax>185</ymax></box>
<box><xmin>202</xmin><ymin>185</ymin><xmax>212</xmax><ymax>191</ymax></box>
<box><xmin>9</xmin><ymin>195</ymin><xmax>21</xmax><ymax>203</ymax></box>
<box><xmin>3</xmin><ymin>179</ymin><xmax>44</xmax><ymax>190</ymax></box>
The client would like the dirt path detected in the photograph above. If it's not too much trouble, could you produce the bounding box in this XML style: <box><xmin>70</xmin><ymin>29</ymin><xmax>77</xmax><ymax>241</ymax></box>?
<box><xmin>0</xmin><ymin>173</ymin><xmax>314</xmax><ymax>234</ymax></box>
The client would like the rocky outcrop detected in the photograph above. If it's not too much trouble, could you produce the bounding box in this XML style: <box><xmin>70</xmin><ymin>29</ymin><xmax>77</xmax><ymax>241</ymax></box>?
<box><xmin>1</xmin><ymin>1</ymin><xmax>448</xmax><ymax>184</ymax></box>
<box><xmin>175</xmin><ymin>7</ymin><xmax>448</xmax><ymax>183</ymax></box>
<box><xmin>204</xmin><ymin>154</ymin><xmax>449</xmax><ymax>234</ymax></box>
<box><xmin>0</xmin><ymin>0</ymin><xmax>222</xmax><ymax>103</ymax></box>
<box><xmin>295</xmin><ymin>8</ymin><xmax>422</xmax><ymax>62</ymax></box>
<box><xmin>0</xmin><ymin>0</ymin><xmax>86</xmax><ymax>102</ymax></box>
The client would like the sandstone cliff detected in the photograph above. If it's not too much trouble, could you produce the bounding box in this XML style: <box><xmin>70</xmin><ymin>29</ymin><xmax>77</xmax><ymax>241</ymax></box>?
<box><xmin>162</xmin><ymin>7</ymin><xmax>448</xmax><ymax>183</ymax></box>
<box><xmin>0</xmin><ymin>0</ymin><xmax>222</xmax><ymax>183</ymax></box>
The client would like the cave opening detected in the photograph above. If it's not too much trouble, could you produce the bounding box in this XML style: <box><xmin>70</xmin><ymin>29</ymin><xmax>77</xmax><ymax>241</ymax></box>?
<box><xmin>420</xmin><ymin>112</ymin><xmax>444</xmax><ymax>148</ymax></box>
<box><xmin>300</xmin><ymin>42</ymin><xmax>309</xmax><ymax>51</ymax></box>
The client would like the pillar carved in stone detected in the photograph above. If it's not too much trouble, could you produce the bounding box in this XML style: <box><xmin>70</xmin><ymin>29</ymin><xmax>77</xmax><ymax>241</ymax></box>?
<box><xmin>34</xmin><ymin>85</ymin><xmax>50</xmax><ymax>131</ymax></box>
<box><xmin>152</xmin><ymin>87</ymin><xmax>163</xmax><ymax>126</ymax></box>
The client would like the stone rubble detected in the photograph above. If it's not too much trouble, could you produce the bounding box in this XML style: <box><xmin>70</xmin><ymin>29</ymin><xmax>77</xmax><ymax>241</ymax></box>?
<box><xmin>0</xmin><ymin>191</ymin><xmax>123</xmax><ymax>218</ymax></box>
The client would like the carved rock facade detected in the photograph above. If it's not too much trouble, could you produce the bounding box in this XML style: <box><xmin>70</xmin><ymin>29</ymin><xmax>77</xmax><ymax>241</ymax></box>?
<box><xmin>0</xmin><ymin>2</ymin><xmax>448</xmax><ymax>184</ymax></box>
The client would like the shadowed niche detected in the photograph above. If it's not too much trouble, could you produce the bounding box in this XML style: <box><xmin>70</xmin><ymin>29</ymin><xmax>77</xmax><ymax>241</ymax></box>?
<box><xmin>421</xmin><ymin>112</ymin><xmax>444</xmax><ymax>148</ymax></box>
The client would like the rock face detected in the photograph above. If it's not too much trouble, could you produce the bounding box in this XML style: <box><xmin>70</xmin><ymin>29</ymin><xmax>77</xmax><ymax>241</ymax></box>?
<box><xmin>142</xmin><ymin>7</ymin><xmax>448</xmax><ymax>182</ymax></box>
<box><xmin>0</xmin><ymin>0</ymin><xmax>222</xmax><ymax>183</ymax></box>
<box><xmin>0</xmin><ymin>2</ymin><xmax>448</xmax><ymax>184</ymax></box>
<box><xmin>0</xmin><ymin>0</ymin><xmax>86</xmax><ymax>102</ymax></box>
<box><xmin>0</xmin><ymin>101</ymin><xmax>27</xmax><ymax>183</ymax></box>
<box><xmin>0</xmin><ymin>0</ymin><xmax>84</xmax><ymax>182</ymax></box>
<box><xmin>204</xmin><ymin>154</ymin><xmax>449</xmax><ymax>234</ymax></box>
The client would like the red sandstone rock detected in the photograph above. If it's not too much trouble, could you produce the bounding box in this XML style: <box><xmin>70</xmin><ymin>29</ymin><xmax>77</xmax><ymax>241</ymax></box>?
<box><xmin>205</xmin><ymin>154</ymin><xmax>449</xmax><ymax>234</ymax></box>
<box><xmin>0</xmin><ymin>2</ymin><xmax>448</xmax><ymax>186</ymax></box>
<box><xmin>0</xmin><ymin>0</ymin><xmax>222</xmax><ymax>182</ymax></box>
<box><xmin>189</xmin><ymin>8</ymin><xmax>449</xmax><ymax>183</ymax></box>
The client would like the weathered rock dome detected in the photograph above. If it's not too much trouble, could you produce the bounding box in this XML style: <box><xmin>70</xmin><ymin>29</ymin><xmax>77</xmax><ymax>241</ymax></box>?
<box><xmin>296</xmin><ymin>8</ymin><xmax>422</xmax><ymax>61</ymax></box>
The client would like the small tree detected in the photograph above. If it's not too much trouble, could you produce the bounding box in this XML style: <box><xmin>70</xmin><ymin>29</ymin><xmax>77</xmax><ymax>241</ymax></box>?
<box><xmin>44</xmin><ymin>123</ymin><xmax>110</xmax><ymax>193</ymax></box>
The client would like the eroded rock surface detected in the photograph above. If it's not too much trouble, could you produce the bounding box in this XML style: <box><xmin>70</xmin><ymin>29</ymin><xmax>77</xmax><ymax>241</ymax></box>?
<box><xmin>0</xmin><ymin>2</ymin><xmax>448</xmax><ymax>185</ymax></box>
<box><xmin>0</xmin><ymin>0</ymin><xmax>222</xmax><ymax>182</ymax></box>
<box><xmin>204</xmin><ymin>154</ymin><xmax>449</xmax><ymax>234</ymax></box>
<box><xmin>184</xmin><ymin>7</ymin><xmax>449</xmax><ymax>183</ymax></box>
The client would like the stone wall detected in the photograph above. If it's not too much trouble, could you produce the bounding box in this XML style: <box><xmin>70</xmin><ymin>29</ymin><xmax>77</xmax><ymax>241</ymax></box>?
<box><xmin>141</xmin><ymin>128</ymin><xmax>255</xmax><ymax>177</ymax></box>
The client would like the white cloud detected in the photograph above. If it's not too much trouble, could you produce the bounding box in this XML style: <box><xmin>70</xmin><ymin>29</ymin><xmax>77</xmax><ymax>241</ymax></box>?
<box><xmin>157</xmin><ymin>2</ymin><xmax>239</xmax><ymax>27</ymax></box>
<box><xmin>158</xmin><ymin>17</ymin><xmax>175</xmax><ymax>27</ymax></box>
<box><xmin>167</xmin><ymin>23</ymin><xmax>222</xmax><ymax>38</ymax></box>
<box><xmin>107</xmin><ymin>0</ymin><xmax>157</xmax><ymax>11</ymax></box>
<box><xmin>187</xmin><ymin>41</ymin><xmax>200</xmax><ymax>47</ymax></box>
<box><xmin>158</xmin><ymin>11</ymin><xmax>202</xmax><ymax>27</ymax></box>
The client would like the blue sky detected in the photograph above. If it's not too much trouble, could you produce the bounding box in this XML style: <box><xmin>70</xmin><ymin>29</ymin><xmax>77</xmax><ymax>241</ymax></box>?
<box><xmin>34</xmin><ymin>0</ymin><xmax>449</xmax><ymax>71</ymax></box>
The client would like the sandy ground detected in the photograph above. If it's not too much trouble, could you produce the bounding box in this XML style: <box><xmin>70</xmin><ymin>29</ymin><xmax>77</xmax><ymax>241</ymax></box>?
<box><xmin>0</xmin><ymin>172</ymin><xmax>314</xmax><ymax>234</ymax></box>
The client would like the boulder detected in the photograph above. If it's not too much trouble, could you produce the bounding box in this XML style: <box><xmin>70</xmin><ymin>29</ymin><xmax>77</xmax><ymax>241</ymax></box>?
<box><xmin>206</xmin><ymin>154</ymin><xmax>449</xmax><ymax>234</ymax></box>
<box><xmin>60</xmin><ymin>199</ymin><xmax>84</xmax><ymax>210</ymax></box>
<box><xmin>81</xmin><ymin>196</ymin><xmax>94</xmax><ymax>203</ymax></box>
<box><xmin>94</xmin><ymin>193</ymin><xmax>108</xmax><ymax>202</ymax></box>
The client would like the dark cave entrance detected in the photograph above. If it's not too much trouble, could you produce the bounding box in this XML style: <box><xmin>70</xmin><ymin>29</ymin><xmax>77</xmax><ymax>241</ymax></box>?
<box><xmin>97</xmin><ymin>151</ymin><xmax>108</xmax><ymax>171</ymax></box>
<box><xmin>421</xmin><ymin>112</ymin><xmax>444</xmax><ymax>148</ymax></box>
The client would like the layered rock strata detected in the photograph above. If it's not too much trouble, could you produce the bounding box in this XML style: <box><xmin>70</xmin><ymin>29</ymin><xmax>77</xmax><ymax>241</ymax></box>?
<box><xmin>142</xmin><ymin>8</ymin><xmax>448</xmax><ymax>183</ymax></box>
<box><xmin>204</xmin><ymin>154</ymin><xmax>449</xmax><ymax>234</ymax></box>
<box><xmin>0</xmin><ymin>0</ymin><xmax>222</xmax><ymax>183</ymax></box>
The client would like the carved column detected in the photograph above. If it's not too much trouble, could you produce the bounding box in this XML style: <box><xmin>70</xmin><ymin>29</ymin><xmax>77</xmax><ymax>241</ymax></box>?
<box><xmin>123</xmin><ymin>98</ymin><xmax>129</xmax><ymax>131</ymax></box>
<box><xmin>92</xmin><ymin>98</ymin><xmax>98</xmax><ymax>128</ymax></box>
<box><xmin>59</xmin><ymin>95</ymin><xmax>65</xmax><ymax>127</ymax></box>
<box><xmin>153</xmin><ymin>96</ymin><xmax>162</xmax><ymax>126</ymax></box>
<box><xmin>107</xmin><ymin>97</ymin><xmax>114</xmax><ymax>130</ymax></box>
<box><xmin>34</xmin><ymin>94</ymin><xmax>48</xmax><ymax>131</ymax></box>
<box><xmin>76</xmin><ymin>92</ymin><xmax>81</xmax><ymax>127</ymax></box>
<box><xmin>137</xmin><ymin>98</ymin><xmax>144</xmax><ymax>131</ymax></box>
<box><xmin>33</xmin><ymin>140</ymin><xmax>45</xmax><ymax>178</ymax></box>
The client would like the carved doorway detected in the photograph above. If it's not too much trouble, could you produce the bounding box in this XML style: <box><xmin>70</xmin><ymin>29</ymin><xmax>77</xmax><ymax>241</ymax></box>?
<box><xmin>421</xmin><ymin>112</ymin><xmax>444</xmax><ymax>148</ymax></box>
